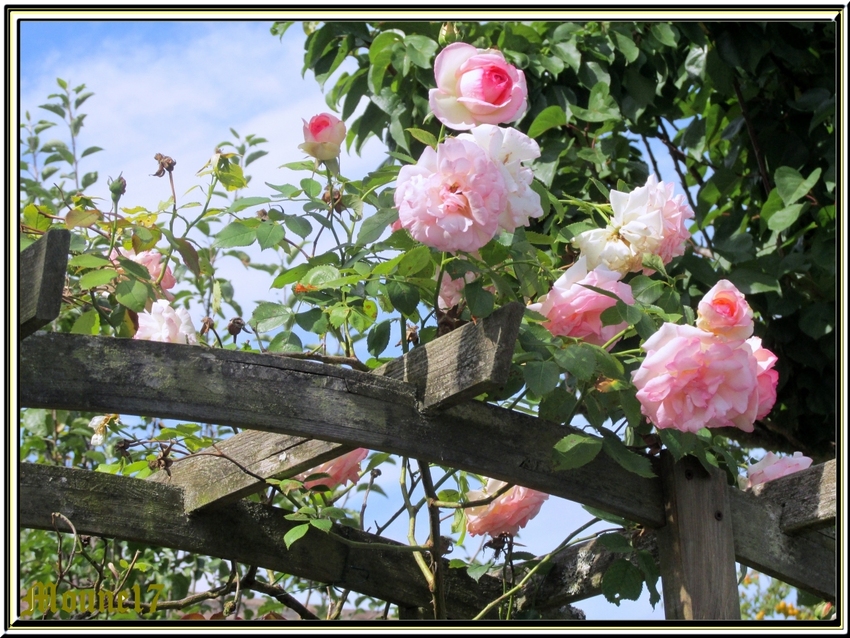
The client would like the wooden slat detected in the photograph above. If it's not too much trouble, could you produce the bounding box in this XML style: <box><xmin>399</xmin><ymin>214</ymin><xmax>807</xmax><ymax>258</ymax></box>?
<box><xmin>373</xmin><ymin>301</ymin><xmax>523</xmax><ymax>411</ymax></box>
<box><xmin>749</xmin><ymin>459</ymin><xmax>836</xmax><ymax>534</ymax></box>
<box><xmin>19</xmin><ymin>332</ymin><xmax>666</xmax><ymax>527</ymax></box>
<box><xmin>19</xmin><ymin>228</ymin><xmax>70</xmax><ymax>339</ymax></box>
<box><xmin>655</xmin><ymin>453</ymin><xmax>740</xmax><ymax>619</ymax></box>
<box><xmin>146</xmin><ymin>433</ymin><xmax>350</xmax><ymax>512</ymax></box>
<box><xmin>728</xmin><ymin>485</ymin><xmax>835</xmax><ymax>601</ymax></box>
<box><xmin>19</xmin><ymin>463</ymin><xmax>503</xmax><ymax>619</ymax></box>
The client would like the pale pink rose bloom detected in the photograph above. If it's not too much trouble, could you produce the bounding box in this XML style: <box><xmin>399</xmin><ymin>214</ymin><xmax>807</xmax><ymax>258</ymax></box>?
<box><xmin>134</xmin><ymin>299</ymin><xmax>199</xmax><ymax>345</ymax></box>
<box><xmin>457</xmin><ymin>124</ymin><xmax>543</xmax><ymax>233</ymax></box>
<box><xmin>438</xmin><ymin>271</ymin><xmax>476</xmax><ymax>310</ymax></box>
<box><xmin>298</xmin><ymin>112</ymin><xmax>347</xmax><ymax>161</ymax></box>
<box><xmin>299</xmin><ymin>448</ymin><xmax>369</xmax><ymax>490</ymax></box>
<box><xmin>643</xmin><ymin>175</ymin><xmax>694</xmax><ymax>270</ymax></box>
<box><xmin>745</xmin><ymin>336</ymin><xmax>779</xmax><ymax>419</ymax></box>
<box><xmin>575</xmin><ymin>182</ymin><xmax>664</xmax><ymax>274</ymax></box>
<box><xmin>746</xmin><ymin>452</ymin><xmax>812</xmax><ymax>488</ymax></box>
<box><xmin>394</xmin><ymin>137</ymin><xmax>507</xmax><ymax>253</ymax></box>
<box><xmin>528</xmin><ymin>256</ymin><xmax>635</xmax><ymax>348</ymax></box>
<box><xmin>429</xmin><ymin>43</ymin><xmax>528</xmax><ymax>130</ymax></box>
<box><xmin>465</xmin><ymin>478</ymin><xmax>549</xmax><ymax>537</ymax></box>
<box><xmin>696</xmin><ymin>280</ymin><xmax>754</xmax><ymax>341</ymax></box>
<box><xmin>111</xmin><ymin>247</ymin><xmax>176</xmax><ymax>296</ymax></box>
<box><xmin>631</xmin><ymin>322</ymin><xmax>760</xmax><ymax>433</ymax></box>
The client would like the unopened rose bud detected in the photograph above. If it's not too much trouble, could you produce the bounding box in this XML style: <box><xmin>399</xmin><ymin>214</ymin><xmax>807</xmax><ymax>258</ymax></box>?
<box><xmin>439</xmin><ymin>22</ymin><xmax>461</xmax><ymax>46</ymax></box>
<box><xmin>108</xmin><ymin>174</ymin><xmax>126</xmax><ymax>204</ymax></box>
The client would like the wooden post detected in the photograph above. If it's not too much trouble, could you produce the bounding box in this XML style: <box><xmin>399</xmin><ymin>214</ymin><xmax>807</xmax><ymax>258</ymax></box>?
<box><xmin>656</xmin><ymin>452</ymin><xmax>740</xmax><ymax>619</ymax></box>
<box><xmin>19</xmin><ymin>228</ymin><xmax>70</xmax><ymax>339</ymax></box>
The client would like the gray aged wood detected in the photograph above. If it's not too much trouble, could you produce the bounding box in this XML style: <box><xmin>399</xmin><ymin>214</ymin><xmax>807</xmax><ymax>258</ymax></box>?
<box><xmin>19</xmin><ymin>228</ymin><xmax>71</xmax><ymax>339</ymax></box>
<box><xmin>655</xmin><ymin>453</ymin><xmax>740</xmax><ymax>620</ymax></box>
<box><xmin>749</xmin><ymin>459</ymin><xmax>836</xmax><ymax>534</ymax></box>
<box><xmin>146</xmin><ymin>432</ymin><xmax>351</xmax><ymax>512</ymax></box>
<box><xmin>19</xmin><ymin>332</ymin><xmax>666</xmax><ymax>527</ymax></box>
<box><xmin>373</xmin><ymin>301</ymin><xmax>524</xmax><ymax>411</ymax></box>
<box><xmin>729</xmin><ymin>483</ymin><xmax>835</xmax><ymax>602</ymax></box>
<box><xmin>19</xmin><ymin>463</ymin><xmax>503</xmax><ymax>619</ymax></box>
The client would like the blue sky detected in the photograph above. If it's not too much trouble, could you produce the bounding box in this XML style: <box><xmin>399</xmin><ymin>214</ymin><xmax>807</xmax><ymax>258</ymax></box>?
<box><xmin>15</xmin><ymin>17</ymin><xmax>670</xmax><ymax>620</ymax></box>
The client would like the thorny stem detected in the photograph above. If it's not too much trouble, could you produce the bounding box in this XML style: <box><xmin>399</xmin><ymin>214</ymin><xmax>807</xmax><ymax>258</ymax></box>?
<box><xmin>400</xmin><ymin>459</ymin><xmax>436</xmax><ymax>592</ymax></box>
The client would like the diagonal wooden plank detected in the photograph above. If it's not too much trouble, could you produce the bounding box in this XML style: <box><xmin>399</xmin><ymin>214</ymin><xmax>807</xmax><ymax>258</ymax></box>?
<box><xmin>372</xmin><ymin>301</ymin><xmax>524</xmax><ymax>411</ymax></box>
<box><xmin>19</xmin><ymin>228</ymin><xmax>71</xmax><ymax>339</ymax></box>
<box><xmin>146</xmin><ymin>432</ymin><xmax>351</xmax><ymax>512</ymax></box>
<box><xmin>19</xmin><ymin>332</ymin><xmax>665</xmax><ymax>527</ymax></box>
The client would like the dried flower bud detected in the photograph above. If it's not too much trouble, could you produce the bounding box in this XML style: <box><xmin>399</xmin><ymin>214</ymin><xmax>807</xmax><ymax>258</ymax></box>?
<box><xmin>153</xmin><ymin>153</ymin><xmax>176</xmax><ymax>177</ymax></box>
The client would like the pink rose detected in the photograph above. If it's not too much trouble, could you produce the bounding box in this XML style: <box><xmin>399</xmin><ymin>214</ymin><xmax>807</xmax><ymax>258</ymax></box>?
<box><xmin>298</xmin><ymin>112</ymin><xmax>347</xmax><ymax>161</ymax></box>
<box><xmin>394</xmin><ymin>137</ymin><xmax>507</xmax><ymax>253</ymax></box>
<box><xmin>457</xmin><ymin>124</ymin><xmax>543</xmax><ymax>233</ymax></box>
<box><xmin>746</xmin><ymin>337</ymin><xmax>779</xmax><ymax>419</ymax></box>
<box><xmin>429</xmin><ymin>43</ymin><xmax>528</xmax><ymax>130</ymax></box>
<box><xmin>299</xmin><ymin>448</ymin><xmax>369</xmax><ymax>490</ymax></box>
<box><xmin>528</xmin><ymin>256</ymin><xmax>635</xmax><ymax>347</ymax></box>
<box><xmin>746</xmin><ymin>452</ymin><xmax>812</xmax><ymax>488</ymax></box>
<box><xmin>465</xmin><ymin>478</ymin><xmax>549</xmax><ymax>537</ymax></box>
<box><xmin>134</xmin><ymin>299</ymin><xmax>199</xmax><ymax>345</ymax></box>
<box><xmin>696</xmin><ymin>280</ymin><xmax>754</xmax><ymax>341</ymax></box>
<box><xmin>631</xmin><ymin>322</ymin><xmax>760</xmax><ymax>433</ymax></box>
<box><xmin>438</xmin><ymin>271</ymin><xmax>476</xmax><ymax>310</ymax></box>
<box><xmin>111</xmin><ymin>247</ymin><xmax>176</xmax><ymax>296</ymax></box>
<box><xmin>644</xmin><ymin>175</ymin><xmax>693</xmax><ymax>270</ymax></box>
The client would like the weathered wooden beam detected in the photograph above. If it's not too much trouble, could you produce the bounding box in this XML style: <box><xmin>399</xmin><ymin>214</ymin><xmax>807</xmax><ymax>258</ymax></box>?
<box><xmin>19</xmin><ymin>228</ymin><xmax>70</xmax><ymax>339</ymax></box>
<box><xmin>146</xmin><ymin>433</ymin><xmax>350</xmax><ymax>512</ymax></box>
<box><xmin>372</xmin><ymin>301</ymin><xmax>524</xmax><ymax>411</ymax></box>
<box><xmin>19</xmin><ymin>463</ymin><xmax>503</xmax><ymax>619</ymax></box>
<box><xmin>655</xmin><ymin>453</ymin><xmax>740</xmax><ymax>620</ymax></box>
<box><xmin>728</xmin><ymin>480</ymin><xmax>835</xmax><ymax>602</ymax></box>
<box><xmin>749</xmin><ymin>459</ymin><xmax>836</xmax><ymax>535</ymax></box>
<box><xmin>19</xmin><ymin>332</ymin><xmax>666</xmax><ymax>528</ymax></box>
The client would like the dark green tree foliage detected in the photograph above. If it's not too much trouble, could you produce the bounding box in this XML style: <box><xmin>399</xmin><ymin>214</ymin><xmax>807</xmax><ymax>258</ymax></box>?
<box><xmin>296</xmin><ymin>20</ymin><xmax>835</xmax><ymax>459</ymax></box>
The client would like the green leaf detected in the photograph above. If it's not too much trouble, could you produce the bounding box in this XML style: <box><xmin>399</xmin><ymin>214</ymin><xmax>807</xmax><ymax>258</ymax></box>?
<box><xmin>115</xmin><ymin>278</ymin><xmax>151</xmax><ymax>312</ymax></box>
<box><xmin>284</xmin><ymin>215</ymin><xmax>312</xmax><ymax>239</ymax></box>
<box><xmin>367</xmin><ymin>320</ymin><xmax>391</xmax><ymax>357</ymax></box>
<box><xmin>256</xmin><ymin>221</ymin><xmax>286</xmax><ymax>250</ymax></box>
<box><xmin>466</xmin><ymin>562</ymin><xmax>493</xmax><ymax>583</ymax></box>
<box><xmin>65</xmin><ymin>208</ymin><xmax>100</xmax><ymax>229</ymax></box>
<box><xmin>272</xmin><ymin>263</ymin><xmax>310</xmax><ymax>288</ymax></box>
<box><xmin>300</xmin><ymin>178</ymin><xmax>323</xmax><ymax>199</ymax></box>
<box><xmin>309</xmin><ymin>518</ymin><xmax>333</xmax><ymax>533</ymax></box>
<box><xmin>404</xmin><ymin>34</ymin><xmax>438</xmax><ymax>68</ymax></box>
<box><xmin>250</xmin><ymin>302</ymin><xmax>292</xmax><ymax>333</ymax></box>
<box><xmin>69</xmin><ymin>253</ymin><xmax>111</xmax><ymax>268</ymax></box>
<box><xmin>397</xmin><ymin>245</ymin><xmax>431</xmax><ymax>277</ymax></box>
<box><xmin>553</xmin><ymin>344</ymin><xmax>597</xmax><ymax>381</ymax></box>
<box><xmin>775</xmin><ymin>166</ymin><xmax>821</xmax><ymax>206</ymax></box>
<box><xmin>175</xmin><ymin>238</ymin><xmax>201</xmax><ymax>277</ymax></box>
<box><xmin>81</xmin><ymin>146</ymin><xmax>103</xmax><ymax>158</ymax></box>
<box><xmin>226</xmin><ymin>196</ymin><xmax>272</xmax><ymax>214</ymax></box>
<box><xmin>212</xmin><ymin>221</ymin><xmax>257</xmax><ymax>248</ymax></box>
<box><xmin>303</xmin><ymin>264</ymin><xmax>341</xmax><ymax>289</ymax></box>
<box><xmin>523</xmin><ymin>360</ymin><xmax>561</xmax><ymax>396</ymax></box>
<box><xmin>597</xmin><ymin>533</ymin><xmax>633</xmax><ymax>553</ymax></box>
<box><xmin>116</xmin><ymin>257</ymin><xmax>152</xmax><ymax>281</ymax></box>
<box><xmin>527</xmin><ymin>105</ymin><xmax>567</xmax><ymax>138</ymax></box>
<box><xmin>464</xmin><ymin>280</ymin><xmax>494</xmax><ymax>318</ymax></box>
<box><xmin>766</xmin><ymin>204</ymin><xmax>805</xmax><ymax>232</ymax></box>
<box><xmin>79</xmin><ymin>268</ymin><xmax>120</xmax><ymax>289</ymax></box>
<box><xmin>283</xmin><ymin>523</ymin><xmax>310</xmax><ymax>549</ymax></box>
<box><xmin>265</xmin><ymin>182</ymin><xmax>302</xmax><ymax>198</ymax></box>
<box><xmin>629</xmin><ymin>276</ymin><xmax>665</xmax><ymax>304</ymax></box>
<box><xmin>268</xmin><ymin>330</ymin><xmax>303</xmax><ymax>353</ymax></box>
<box><xmin>582</xmin><ymin>505</ymin><xmax>628</xmax><ymax>527</ymax></box>
<box><xmin>357</xmin><ymin>208</ymin><xmax>398</xmax><ymax>245</ymax></box>
<box><xmin>636</xmin><ymin>550</ymin><xmax>661</xmax><ymax>608</ymax></box>
<box><xmin>600</xmin><ymin>430</ymin><xmax>656</xmax><ymax>478</ymax></box>
<box><xmin>602</xmin><ymin>558</ymin><xmax>644</xmax><ymax>606</ymax></box>
<box><xmin>552</xmin><ymin>433</ymin><xmax>603</xmax><ymax>470</ymax></box>
<box><xmin>387</xmin><ymin>280</ymin><xmax>419</xmax><ymax>316</ymax></box>
<box><xmin>406</xmin><ymin>127</ymin><xmax>437</xmax><ymax>148</ymax></box>
<box><xmin>71</xmin><ymin>308</ymin><xmax>100</xmax><ymax>335</ymax></box>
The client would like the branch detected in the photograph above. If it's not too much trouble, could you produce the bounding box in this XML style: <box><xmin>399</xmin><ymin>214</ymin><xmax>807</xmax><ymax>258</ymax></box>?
<box><xmin>266</xmin><ymin>351</ymin><xmax>371</xmax><ymax>372</ymax></box>
<box><xmin>733</xmin><ymin>77</ymin><xmax>772</xmax><ymax>197</ymax></box>
<box><xmin>417</xmin><ymin>460</ymin><xmax>447</xmax><ymax>619</ymax></box>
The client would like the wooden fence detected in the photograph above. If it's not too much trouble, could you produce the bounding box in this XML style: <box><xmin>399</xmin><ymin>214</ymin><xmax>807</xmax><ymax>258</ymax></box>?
<box><xmin>15</xmin><ymin>229</ymin><xmax>836</xmax><ymax>620</ymax></box>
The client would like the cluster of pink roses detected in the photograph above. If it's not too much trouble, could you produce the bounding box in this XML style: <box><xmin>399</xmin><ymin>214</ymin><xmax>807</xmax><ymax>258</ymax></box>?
<box><xmin>631</xmin><ymin>280</ymin><xmax>779</xmax><ymax>433</ymax></box>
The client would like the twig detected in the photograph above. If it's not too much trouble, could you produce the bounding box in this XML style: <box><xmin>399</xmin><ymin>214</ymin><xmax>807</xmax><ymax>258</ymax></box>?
<box><xmin>733</xmin><ymin>77</ymin><xmax>772</xmax><ymax>197</ymax></box>
<box><xmin>429</xmin><ymin>481</ymin><xmax>514</xmax><ymax>509</ymax></box>
<box><xmin>243</xmin><ymin>576</ymin><xmax>319</xmax><ymax>619</ymax></box>
<box><xmin>51</xmin><ymin>512</ymin><xmax>78</xmax><ymax>585</ymax></box>
<box><xmin>640</xmin><ymin>133</ymin><xmax>662</xmax><ymax>179</ymax></box>
<box><xmin>417</xmin><ymin>459</ymin><xmax>447</xmax><ymax>619</ymax></box>
<box><xmin>265</xmin><ymin>351</ymin><xmax>370</xmax><ymax>372</ymax></box>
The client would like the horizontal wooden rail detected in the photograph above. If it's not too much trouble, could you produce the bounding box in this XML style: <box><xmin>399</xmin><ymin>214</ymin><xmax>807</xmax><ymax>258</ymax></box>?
<box><xmin>18</xmin><ymin>333</ymin><xmax>835</xmax><ymax>600</ymax></box>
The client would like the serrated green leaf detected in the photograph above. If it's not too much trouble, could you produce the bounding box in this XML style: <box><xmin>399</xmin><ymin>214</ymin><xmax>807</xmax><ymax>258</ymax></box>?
<box><xmin>300</xmin><ymin>178</ymin><xmax>323</xmax><ymax>199</ymax></box>
<box><xmin>602</xmin><ymin>558</ymin><xmax>644</xmax><ymax>606</ymax></box>
<box><xmin>284</xmin><ymin>215</ymin><xmax>312</xmax><ymax>239</ymax></box>
<box><xmin>309</xmin><ymin>518</ymin><xmax>333</xmax><ymax>532</ymax></box>
<box><xmin>303</xmin><ymin>264</ymin><xmax>341</xmax><ymax>289</ymax></box>
<box><xmin>466</xmin><ymin>562</ymin><xmax>493</xmax><ymax>583</ymax></box>
<box><xmin>464</xmin><ymin>280</ymin><xmax>494</xmax><ymax>318</ymax></box>
<box><xmin>272</xmin><ymin>263</ymin><xmax>310</xmax><ymax>288</ymax></box>
<box><xmin>283</xmin><ymin>523</ymin><xmax>310</xmax><ymax>549</ymax></box>
<box><xmin>79</xmin><ymin>268</ymin><xmax>120</xmax><ymax>289</ymax></box>
<box><xmin>71</xmin><ymin>308</ymin><xmax>100</xmax><ymax>335</ymax></box>
<box><xmin>523</xmin><ymin>360</ymin><xmax>561</xmax><ymax>396</ymax></box>
<box><xmin>387</xmin><ymin>280</ymin><xmax>419</xmax><ymax>316</ymax></box>
<box><xmin>527</xmin><ymin>105</ymin><xmax>567</xmax><ymax>138</ymax></box>
<box><xmin>553</xmin><ymin>344</ymin><xmax>597</xmax><ymax>380</ymax></box>
<box><xmin>357</xmin><ymin>208</ymin><xmax>398</xmax><ymax>246</ymax></box>
<box><xmin>406</xmin><ymin>127</ymin><xmax>437</xmax><ymax>148</ymax></box>
<box><xmin>65</xmin><ymin>208</ymin><xmax>100</xmax><ymax>229</ymax></box>
<box><xmin>212</xmin><ymin>221</ymin><xmax>257</xmax><ymax>248</ymax></box>
<box><xmin>115</xmin><ymin>278</ymin><xmax>151</xmax><ymax>312</ymax></box>
<box><xmin>397</xmin><ymin>245</ymin><xmax>431</xmax><ymax>277</ymax></box>
<box><xmin>597</xmin><ymin>533</ymin><xmax>633</xmax><ymax>553</ymax></box>
<box><xmin>226</xmin><ymin>196</ymin><xmax>272</xmax><ymax>214</ymax></box>
<box><xmin>367</xmin><ymin>320</ymin><xmax>391</xmax><ymax>357</ymax></box>
<box><xmin>552</xmin><ymin>433</ymin><xmax>603</xmax><ymax>470</ymax></box>
<box><xmin>69</xmin><ymin>253</ymin><xmax>111</xmax><ymax>268</ymax></box>
<box><xmin>250</xmin><ymin>302</ymin><xmax>292</xmax><ymax>333</ymax></box>
<box><xmin>256</xmin><ymin>221</ymin><xmax>286</xmax><ymax>250</ymax></box>
<box><xmin>601</xmin><ymin>430</ymin><xmax>656</xmax><ymax>478</ymax></box>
